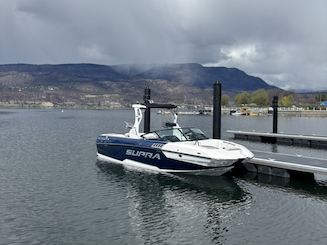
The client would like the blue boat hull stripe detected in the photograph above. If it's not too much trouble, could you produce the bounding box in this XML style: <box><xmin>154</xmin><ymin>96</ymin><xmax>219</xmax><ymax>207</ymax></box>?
<box><xmin>96</xmin><ymin>143</ymin><xmax>232</xmax><ymax>171</ymax></box>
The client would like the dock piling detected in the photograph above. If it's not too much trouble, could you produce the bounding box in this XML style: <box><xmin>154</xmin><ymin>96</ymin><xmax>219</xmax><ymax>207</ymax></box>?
<box><xmin>272</xmin><ymin>96</ymin><xmax>278</xmax><ymax>134</ymax></box>
<box><xmin>143</xmin><ymin>87</ymin><xmax>151</xmax><ymax>133</ymax></box>
<box><xmin>213</xmin><ymin>81</ymin><xmax>222</xmax><ymax>139</ymax></box>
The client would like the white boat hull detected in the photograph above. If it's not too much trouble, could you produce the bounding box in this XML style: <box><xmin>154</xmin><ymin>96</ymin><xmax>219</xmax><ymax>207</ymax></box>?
<box><xmin>97</xmin><ymin>153</ymin><xmax>234</xmax><ymax>176</ymax></box>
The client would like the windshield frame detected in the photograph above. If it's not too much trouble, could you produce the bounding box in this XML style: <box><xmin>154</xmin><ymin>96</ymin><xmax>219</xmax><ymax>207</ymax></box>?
<box><xmin>143</xmin><ymin>127</ymin><xmax>209</xmax><ymax>142</ymax></box>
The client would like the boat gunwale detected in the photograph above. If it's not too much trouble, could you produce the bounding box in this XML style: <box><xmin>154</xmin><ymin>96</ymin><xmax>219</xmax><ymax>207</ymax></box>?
<box><xmin>96</xmin><ymin>141</ymin><xmax>246</xmax><ymax>162</ymax></box>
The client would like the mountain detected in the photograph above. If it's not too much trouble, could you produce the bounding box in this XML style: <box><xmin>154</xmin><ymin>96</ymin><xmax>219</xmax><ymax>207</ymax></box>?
<box><xmin>0</xmin><ymin>63</ymin><xmax>125</xmax><ymax>85</ymax></box>
<box><xmin>0</xmin><ymin>63</ymin><xmax>276</xmax><ymax>91</ymax></box>
<box><xmin>113</xmin><ymin>63</ymin><xmax>275</xmax><ymax>91</ymax></box>
<box><xmin>0</xmin><ymin>63</ymin><xmax>279</xmax><ymax>108</ymax></box>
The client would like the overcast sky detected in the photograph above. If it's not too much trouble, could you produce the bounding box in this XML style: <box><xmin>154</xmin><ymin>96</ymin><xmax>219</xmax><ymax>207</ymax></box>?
<box><xmin>1</xmin><ymin>0</ymin><xmax>326</xmax><ymax>90</ymax></box>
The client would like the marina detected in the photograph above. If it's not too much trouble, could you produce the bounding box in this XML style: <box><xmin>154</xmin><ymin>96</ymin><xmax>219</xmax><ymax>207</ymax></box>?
<box><xmin>95</xmin><ymin>86</ymin><xmax>327</xmax><ymax>185</ymax></box>
<box><xmin>1</xmin><ymin>108</ymin><xmax>327</xmax><ymax>245</ymax></box>
<box><xmin>2</xmin><ymin>1</ymin><xmax>326</xmax><ymax>244</ymax></box>
<box><xmin>96</xmin><ymin>87</ymin><xmax>254</xmax><ymax>176</ymax></box>
<box><xmin>221</xmin><ymin>93</ymin><xmax>327</xmax><ymax>182</ymax></box>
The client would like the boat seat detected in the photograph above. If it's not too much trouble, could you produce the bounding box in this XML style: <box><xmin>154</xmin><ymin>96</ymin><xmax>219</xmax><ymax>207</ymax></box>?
<box><xmin>161</xmin><ymin>135</ymin><xmax>181</xmax><ymax>142</ymax></box>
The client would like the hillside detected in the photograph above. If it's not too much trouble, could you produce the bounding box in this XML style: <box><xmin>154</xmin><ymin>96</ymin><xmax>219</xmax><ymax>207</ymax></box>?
<box><xmin>0</xmin><ymin>63</ymin><xmax>279</xmax><ymax>108</ymax></box>
<box><xmin>130</xmin><ymin>63</ymin><xmax>273</xmax><ymax>91</ymax></box>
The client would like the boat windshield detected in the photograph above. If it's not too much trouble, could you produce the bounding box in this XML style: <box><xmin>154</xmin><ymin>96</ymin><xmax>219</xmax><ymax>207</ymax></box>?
<box><xmin>143</xmin><ymin>128</ymin><xmax>208</xmax><ymax>142</ymax></box>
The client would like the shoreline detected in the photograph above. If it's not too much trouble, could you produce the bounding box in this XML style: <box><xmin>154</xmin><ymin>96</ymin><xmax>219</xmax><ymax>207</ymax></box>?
<box><xmin>1</xmin><ymin>105</ymin><xmax>327</xmax><ymax>117</ymax></box>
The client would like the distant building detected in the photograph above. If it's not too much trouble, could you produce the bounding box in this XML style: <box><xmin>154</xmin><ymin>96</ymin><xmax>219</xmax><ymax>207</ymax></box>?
<box><xmin>320</xmin><ymin>101</ymin><xmax>327</xmax><ymax>107</ymax></box>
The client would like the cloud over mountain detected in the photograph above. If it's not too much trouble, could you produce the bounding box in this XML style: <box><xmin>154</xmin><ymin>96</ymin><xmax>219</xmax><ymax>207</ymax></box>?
<box><xmin>0</xmin><ymin>0</ymin><xmax>326</xmax><ymax>90</ymax></box>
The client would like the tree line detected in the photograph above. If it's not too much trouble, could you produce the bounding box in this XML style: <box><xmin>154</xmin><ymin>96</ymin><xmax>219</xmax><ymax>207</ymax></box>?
<box><xmin>221</xmin><ymin>89</ymin><xmax>295</xmax><ymax>107</ymax></box>
<box><xmin>315</xmin><ymin>94</ymin><xmax>327</xmax><ymax>102</ymax></box>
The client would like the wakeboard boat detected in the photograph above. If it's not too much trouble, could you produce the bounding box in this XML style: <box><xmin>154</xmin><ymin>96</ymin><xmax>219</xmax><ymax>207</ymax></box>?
<box><xmin>96</xmin><ymin>103</ymin><xmax>254</xmax><ymax>176</ymax></box>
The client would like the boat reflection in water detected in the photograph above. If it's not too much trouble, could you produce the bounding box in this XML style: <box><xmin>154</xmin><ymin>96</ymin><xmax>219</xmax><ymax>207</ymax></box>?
<box><xmin>96</xmin><ymin>160</ymin><xmax>251</xmax><ymax>244</ymax></box>
<box><xmin>241</xmin><ymin>171</ymin><xmax>327</xmax><ymax>200</ymax></box>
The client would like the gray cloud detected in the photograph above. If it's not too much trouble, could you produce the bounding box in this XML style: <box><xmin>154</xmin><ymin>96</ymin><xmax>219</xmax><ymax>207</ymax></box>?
<box><xmin>0</xmin><ymin>0</ymin><xmax>326</xmax><ymax>90</ymax></box>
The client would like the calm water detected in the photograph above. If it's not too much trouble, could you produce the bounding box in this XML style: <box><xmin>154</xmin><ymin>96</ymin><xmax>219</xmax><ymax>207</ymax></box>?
<box><xmin>1</xmin><ymin>109</ymin><xmax>327</xmax><ymax>245</ymax></box>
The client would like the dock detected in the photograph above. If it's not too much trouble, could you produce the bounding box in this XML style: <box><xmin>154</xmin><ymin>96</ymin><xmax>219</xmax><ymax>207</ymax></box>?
<box><xmin>226</xmin><ymin>130</ymin><xmax>327</xmax><ymax>183</ymax></box>
<box><xmin>237</xmin><ymin>150</ymin><xmax>327</xmax><ymax>183</ymax></box>
<box><xmin>227</xmin><ymin>130</ymin><xmax>327</xmax><ymax>148</ymax></box>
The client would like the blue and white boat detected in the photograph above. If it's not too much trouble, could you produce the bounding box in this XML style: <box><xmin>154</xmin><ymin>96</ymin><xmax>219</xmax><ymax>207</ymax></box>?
<box><xmin>96</xmin><ymin>104</ymin><xmax>254</xmax><ymax>176</ymax></box>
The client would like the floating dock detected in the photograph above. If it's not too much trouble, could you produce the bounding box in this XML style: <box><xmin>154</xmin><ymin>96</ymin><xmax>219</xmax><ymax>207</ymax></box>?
<box><xmin>237</xmin><ymin>150</ymin><xmax>327</xmax><ymax>183</ymax></box>
<box><xmin>227</xmin><ymin>130</ymin><xmax>327</xmax><ymax>148</ymax></box>
<box><xmin>227</xmin><ymin>130</ymin><xmax>327</xmax><ymax>183</ymax></box>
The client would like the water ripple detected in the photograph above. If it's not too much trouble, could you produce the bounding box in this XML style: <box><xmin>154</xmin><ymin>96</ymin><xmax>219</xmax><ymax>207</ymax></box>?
<box><xmin>1</xmin><ymin>109</ymin><xmax>327</xmax><ymax>245</ymax></box>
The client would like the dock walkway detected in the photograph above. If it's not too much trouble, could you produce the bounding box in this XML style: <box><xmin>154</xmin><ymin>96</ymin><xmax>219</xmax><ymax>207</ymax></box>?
<box><xmin>240</xmin><ymin>150</ymin><xmax>327</xmax><ymax>182</ymax></box>
<box><xmin>227</xmin><ymin>130</ymin><xmax>327</xmax><ymax>148</ymax></box>
<box><xmin>226</xmin><ymin>130</ymin><xmax>327</xmax><ymax>182</ymax></box>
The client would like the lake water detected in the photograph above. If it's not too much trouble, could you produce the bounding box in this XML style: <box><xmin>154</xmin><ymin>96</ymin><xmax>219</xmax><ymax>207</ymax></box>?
<box><xmin>1</xmin><ymin>109</ymin><xmax>327</xmax><ymax>244</ymax></box>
